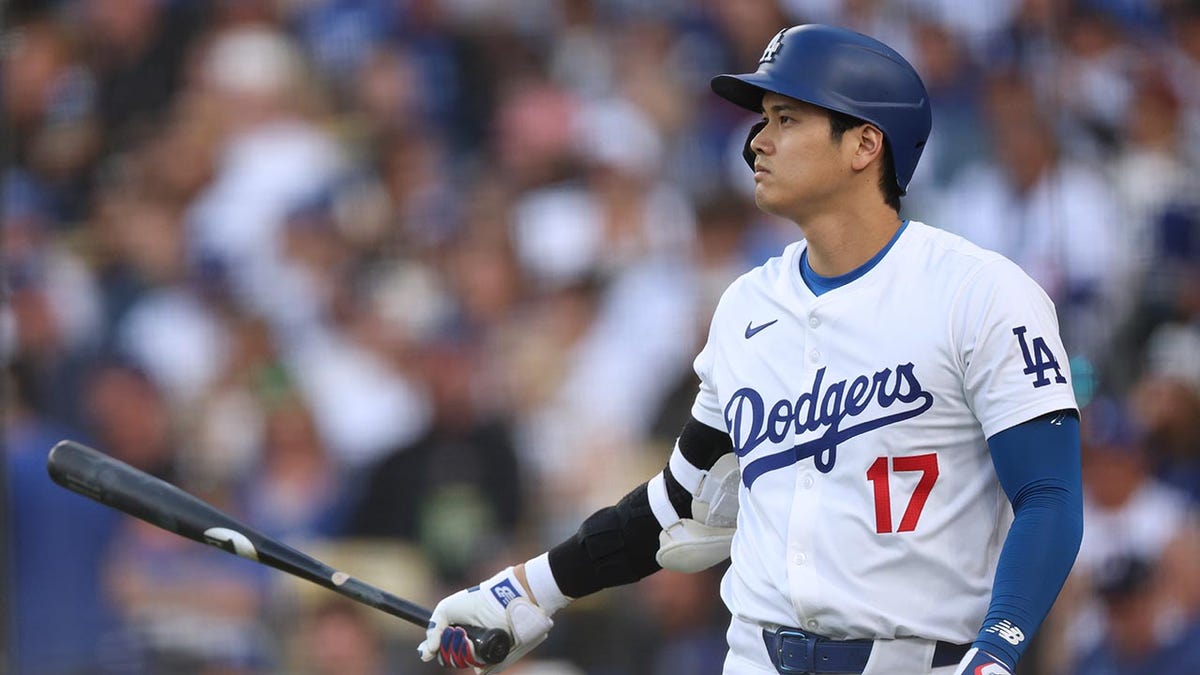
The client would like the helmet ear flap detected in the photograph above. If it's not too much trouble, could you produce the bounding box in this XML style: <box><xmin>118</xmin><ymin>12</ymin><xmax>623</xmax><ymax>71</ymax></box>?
<box><xmin>743</xmin><ymin>120</ymin><xmax>767</xmax><ymax>170</ymax></box>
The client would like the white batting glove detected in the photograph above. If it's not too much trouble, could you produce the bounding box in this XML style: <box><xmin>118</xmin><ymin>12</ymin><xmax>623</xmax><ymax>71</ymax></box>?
<box><xmin>418</xmin><ymin>562</ymin><xmax>565</xmax><ymax>673</ymax></box>
<box><xmin>951</xmin><ymin>647</ymin><xmax>1013</xmax><ymax>675</ymax></box>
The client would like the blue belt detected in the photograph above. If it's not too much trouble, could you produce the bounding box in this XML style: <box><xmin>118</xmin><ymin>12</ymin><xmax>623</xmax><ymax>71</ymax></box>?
<box><xmin>761</xmin><ymin>627</ymin><xmax>971</xmax><ymax>674</ymax></box>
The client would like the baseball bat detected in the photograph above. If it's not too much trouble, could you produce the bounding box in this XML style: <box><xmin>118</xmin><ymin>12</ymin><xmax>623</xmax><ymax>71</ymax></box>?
<box><xmin>46</xmin><ymin>440</ymin><xmax>513</xmax><ymax>665</ymax></box>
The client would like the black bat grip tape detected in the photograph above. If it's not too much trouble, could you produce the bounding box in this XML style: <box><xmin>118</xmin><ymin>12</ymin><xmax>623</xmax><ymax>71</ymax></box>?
<box><xmin>465</xmin><ymin>626</ymin><xmax>513</xmax><ymax>664</ymax></box>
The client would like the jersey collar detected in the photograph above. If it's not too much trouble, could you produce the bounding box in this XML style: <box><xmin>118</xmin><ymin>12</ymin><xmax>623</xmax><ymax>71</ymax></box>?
<box><xmin>799</xmin><ymin>220</ymin><xmax>910</xmax><ymax>297</ymax></box>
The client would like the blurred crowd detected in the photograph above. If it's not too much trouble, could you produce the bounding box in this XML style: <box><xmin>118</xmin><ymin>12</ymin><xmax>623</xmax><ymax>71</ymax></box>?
<box><xmin>3</xmin><ymin>0</ymin><xmax>1199</xmax><ymax>674</ymax></box>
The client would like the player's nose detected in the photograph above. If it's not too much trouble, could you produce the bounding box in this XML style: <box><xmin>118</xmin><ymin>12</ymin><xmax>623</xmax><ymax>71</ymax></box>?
<box><xmin>755</xmin><ymin>129</ymin><xmax>777</xmax><ymax>156</ymax></box>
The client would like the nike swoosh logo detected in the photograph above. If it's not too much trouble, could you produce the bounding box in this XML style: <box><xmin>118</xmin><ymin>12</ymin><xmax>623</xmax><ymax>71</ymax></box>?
<box><xmin>744</xmin><ymin>320</ymin><xmax>778</xmax><ymax>339</ymax></box>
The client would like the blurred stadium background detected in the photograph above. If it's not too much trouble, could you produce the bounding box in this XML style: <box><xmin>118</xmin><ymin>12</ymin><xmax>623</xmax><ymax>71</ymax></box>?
<box><xmin>3</xmin><ymin>0</ymin><xmax>1199</xmax><ymax>673</ymax></box>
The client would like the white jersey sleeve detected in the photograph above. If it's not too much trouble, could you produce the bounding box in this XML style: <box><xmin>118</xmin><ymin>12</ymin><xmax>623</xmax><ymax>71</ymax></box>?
<box><xmin>691</xmin><ymin>278</ymin><xmax>743</xmax><ymax>431</ymax></box>
<box><xmin>952</xmin><ymin>258</ymin><xmax>1078</xmax><ymax>438</ymax></box>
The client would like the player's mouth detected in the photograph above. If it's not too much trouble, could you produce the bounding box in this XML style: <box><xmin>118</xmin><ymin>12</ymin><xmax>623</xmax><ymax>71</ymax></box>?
<box><xmin>754</xmin><ymin>164</ymin><xmax>771</xmax><ymax>180</ymax></box>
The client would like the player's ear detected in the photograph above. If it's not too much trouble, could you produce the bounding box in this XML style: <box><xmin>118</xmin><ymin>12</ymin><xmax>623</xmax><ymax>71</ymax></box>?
<box><xmin>850</xmin><ymin>124</ymin><xmax>885</xmax><ymax>172</ymax></box>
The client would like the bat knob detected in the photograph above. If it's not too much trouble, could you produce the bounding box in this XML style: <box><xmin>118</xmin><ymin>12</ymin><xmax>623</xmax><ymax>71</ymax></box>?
<box><xmin>470</xmin><ymin>626</ymin><xmax>514</xmax><ymax>665</ymax></box>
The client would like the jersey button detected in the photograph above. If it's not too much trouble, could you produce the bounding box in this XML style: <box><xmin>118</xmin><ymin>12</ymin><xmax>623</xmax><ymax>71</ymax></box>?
<box><xmin>809</xmin><ymin>316</ymin><xmax>820</xmax><ymax>328</ymax></box>
<box><xmin>801</xmin><ymin>475</ymin><xmax>814</xmax><ymax>489</ymax></box>
<box><xmin>809</xmin><ymin>350</ymin><xmax>821</xmax><ymax>363</ymax></box>
<box><xmin>807</xmin><ymin>619</ymin><xmax>820</xmax><ymax>630</ymax></box>
<box><xmin>792</xmin><ymin>552</ymin><xmax>807</xmax><ymax>565</ymax></box>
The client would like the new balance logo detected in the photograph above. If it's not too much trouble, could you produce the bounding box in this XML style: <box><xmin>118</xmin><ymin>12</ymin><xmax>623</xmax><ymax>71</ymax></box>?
<box><xmin>985</xmin><ymin>619</ymin><xmax>1026</xmax><ymax>646</ymax></box>
<box><xmin>490</xmin><ymin>579</ymin><xmax>521</xmax><ymax>607</ymax></box>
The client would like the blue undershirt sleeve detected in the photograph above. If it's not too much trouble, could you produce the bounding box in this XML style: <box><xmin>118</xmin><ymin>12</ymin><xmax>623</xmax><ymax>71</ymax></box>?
<box><xmin>974</xmin><ymin>410</ymin><xmax>1083</xmax><ymax>667</ymax></box>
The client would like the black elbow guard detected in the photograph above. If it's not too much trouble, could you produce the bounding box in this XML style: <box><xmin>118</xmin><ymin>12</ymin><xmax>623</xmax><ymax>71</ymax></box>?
<box><xmin>678</xmin><ymin>417</ymin><xmax>733</xmax><ymax>470</ymax></box>
<box><xmin>547</xmin><ymin>483</ymin><xmax>663</xmax><ymax>598</ymax></box>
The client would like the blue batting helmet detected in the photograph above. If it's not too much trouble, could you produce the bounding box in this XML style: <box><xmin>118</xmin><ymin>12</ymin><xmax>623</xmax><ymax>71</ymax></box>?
<box><xmin>711</xmin><ymin>24</ymin><xmax>932</xmax><ymax>194</ymax></box>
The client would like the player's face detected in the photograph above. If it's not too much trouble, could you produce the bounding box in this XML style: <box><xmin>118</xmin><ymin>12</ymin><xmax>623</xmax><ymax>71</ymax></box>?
<box><xmin>749</xmin><ymin>94</ymin><xmax>853</xmax><ymax>220</ymax></box>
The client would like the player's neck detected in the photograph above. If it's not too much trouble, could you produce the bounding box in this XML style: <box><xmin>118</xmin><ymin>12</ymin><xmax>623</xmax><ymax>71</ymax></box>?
<box><xmin>797</xmin><ymin>206</ymin><xmax>903</xmax><ymax>277</ymax></box>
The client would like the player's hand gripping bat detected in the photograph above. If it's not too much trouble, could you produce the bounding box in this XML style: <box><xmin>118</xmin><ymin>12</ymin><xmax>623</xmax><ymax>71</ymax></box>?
<box><xmin>46</xmin><ymin>439</ymin><xmax>513</xmax><ymax>665</ymax></box>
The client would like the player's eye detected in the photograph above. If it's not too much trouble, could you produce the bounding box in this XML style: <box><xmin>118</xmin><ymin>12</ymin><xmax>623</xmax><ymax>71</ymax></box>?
<box><xmin>778</xmin><ymin>115</ymin><xmax>794</xmax><ymax>125</ymax></box>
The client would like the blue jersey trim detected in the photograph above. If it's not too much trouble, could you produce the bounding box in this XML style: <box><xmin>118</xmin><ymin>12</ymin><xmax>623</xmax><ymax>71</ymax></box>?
<box><xmin>976</xmin><ymin>412</ymin><xmax>1083</xmax><ymax>667</ymax></box>
<box><xmin>800</xmin><ymin>220</ymin><xmax>909</xmax><ymax>296</ymax></box>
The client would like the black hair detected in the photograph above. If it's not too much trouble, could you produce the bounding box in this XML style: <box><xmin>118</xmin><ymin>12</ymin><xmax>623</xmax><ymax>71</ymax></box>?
<box><xmin>825</xmin><ymin>109</ymin><xmax>902</xmax><ymax>212</ymax></box>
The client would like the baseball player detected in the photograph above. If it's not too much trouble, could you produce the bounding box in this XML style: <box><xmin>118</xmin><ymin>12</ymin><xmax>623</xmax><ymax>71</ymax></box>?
<box><xmin>419</xmin><ymin>25</ymin><xmax>1083</xmax><ymax>675</ymax></box>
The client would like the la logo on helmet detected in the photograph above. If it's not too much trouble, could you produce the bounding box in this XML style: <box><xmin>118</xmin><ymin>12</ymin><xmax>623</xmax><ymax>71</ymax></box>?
<box><xmin>759</xmin><ymin>29</ymin><xmax>788</xmax><ymax>63</ymax></box>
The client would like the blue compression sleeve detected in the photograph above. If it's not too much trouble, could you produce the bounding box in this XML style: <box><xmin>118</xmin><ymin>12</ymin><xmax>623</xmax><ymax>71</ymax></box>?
<box><xmin>975</xmin><ymin>410</ymin><xmax>1083</xmax><ymax>667</ymax></box>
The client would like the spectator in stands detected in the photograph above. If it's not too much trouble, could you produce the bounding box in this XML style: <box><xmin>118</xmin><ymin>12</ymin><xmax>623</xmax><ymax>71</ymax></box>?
<box><xmin>1070</xmin><ymin>554</ymin><xmax>1200</xmax><ymax>674</ymax></box>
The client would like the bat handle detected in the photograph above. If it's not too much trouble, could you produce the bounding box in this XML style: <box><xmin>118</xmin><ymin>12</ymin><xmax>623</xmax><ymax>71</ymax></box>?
<box><xmin>463</xmin><ymin>625</ymin><xmax>513</xmax><ymax>665</ymax></box>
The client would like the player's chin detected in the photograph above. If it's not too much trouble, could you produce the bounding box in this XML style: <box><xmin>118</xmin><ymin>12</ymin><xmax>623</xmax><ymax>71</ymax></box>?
<box><xmin>753</xmin><ymin>184</ymin><xmax>784</xmax><ymax>215</ymax></box>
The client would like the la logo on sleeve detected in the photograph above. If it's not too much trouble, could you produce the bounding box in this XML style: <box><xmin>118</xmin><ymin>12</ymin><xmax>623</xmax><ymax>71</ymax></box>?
<box><xmin>1012</xmin><ymin>326</ymin><xmax>1066</xmax><ymax>388</ymax></box>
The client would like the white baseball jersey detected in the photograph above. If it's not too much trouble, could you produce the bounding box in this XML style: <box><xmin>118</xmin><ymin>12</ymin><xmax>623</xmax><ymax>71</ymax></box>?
<box><xmin>688</xmin><ymin>221</ymin><xmax>1077</xmax><ymax>671</ymax></box>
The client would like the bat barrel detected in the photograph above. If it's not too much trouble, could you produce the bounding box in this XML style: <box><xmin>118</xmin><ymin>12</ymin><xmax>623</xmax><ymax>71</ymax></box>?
<box><xmin>47</xmin><ymin>440</ymin><xmax>118</xmax><ymax>502</ymax></box>
<box><xmin>48</xmin><ymin>440</ymin><xmax>199</xmax><ymax>533</ymax></box>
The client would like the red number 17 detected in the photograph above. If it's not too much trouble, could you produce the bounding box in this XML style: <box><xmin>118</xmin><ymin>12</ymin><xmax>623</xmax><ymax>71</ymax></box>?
<box><xmin>866</xmin><ymin>453</ymin><xmax>939</xmax><ymax>534</ymax></box>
